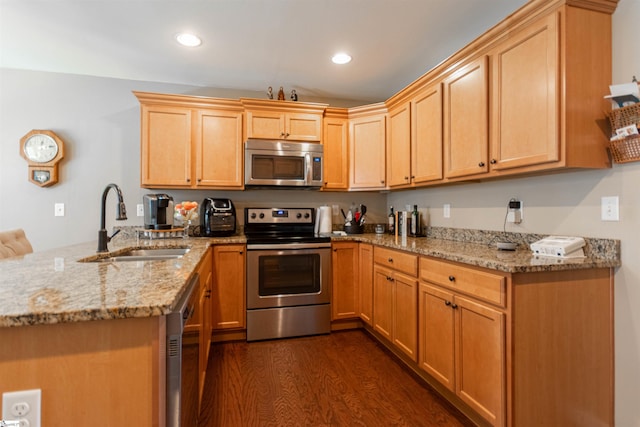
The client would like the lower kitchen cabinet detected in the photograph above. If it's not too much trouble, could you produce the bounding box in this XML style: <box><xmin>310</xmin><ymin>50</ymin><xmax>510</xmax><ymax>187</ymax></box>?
<box><xmin>212</xmin><ymin>244</ymin><xmax>246</xmax><ymax>330</ymax></box>
<box><xmin>419</xmin><ymin>282</ymin><xmax>505</xmax><ymax>426</ymax></box>
<box><xmin>358</xmin><ymin>243</ymin><xmax>373</xmax><ymax>325</ymax></box>
<box><xmin>331</xmin><ymin>241</ymin><xmax>360</xmax><ymax>320</ymax></box>
<box><xmin>373</xmin><ymin>247</ymin><xmax>418</xmax><ymax>361</ymax></box>
<box><xmin>196</xmin><ymin>247</ymin><xmax>213</xmax><ymax>405</ymax></box>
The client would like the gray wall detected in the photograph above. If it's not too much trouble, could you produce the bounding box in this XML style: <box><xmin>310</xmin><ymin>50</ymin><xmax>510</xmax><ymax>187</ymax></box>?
<box><xmin>1</xmin><ymin>0</ymin><xmax>638</xmax><ymax>423</ymax></box>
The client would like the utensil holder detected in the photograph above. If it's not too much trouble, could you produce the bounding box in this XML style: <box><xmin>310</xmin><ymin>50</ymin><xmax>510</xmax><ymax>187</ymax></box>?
<box><xmin>344</xmin><ymin>223</ymin><xmax>363</xmax><ymax>234</ymax></box>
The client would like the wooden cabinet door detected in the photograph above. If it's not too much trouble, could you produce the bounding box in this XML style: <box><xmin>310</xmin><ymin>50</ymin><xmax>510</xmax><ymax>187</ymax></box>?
<box><xmin>455</xmin><ymin>295</ymin><xmax>505</xmax><ymax>427</ymax></box>
<box><xmin>212</xmin><ymin>245</ymin><xmax>246</xmax><ymax>330</ymax></box>
<box><xmin>323</xmin><ymin>115</ymin><xmax>349</xmax><ymax>189</ymax></box>
<box><xmin>419</xmin><ymin>283</ymin><xmax>455</xmax><ymax>391</ymax></box>
<box><xmin>373</xmin><ymin>264</ymin><xmax>393</xmax><ymax>340</ymax></box>
<box><xmin>358</xmin><ymin>243</ymin><xmax>374</xmax><ymax>326</ymax></box>
<box><xmin>195</xmin><ymin>109</ymin><xmax>244</xmax><ymax>188</ymax></box>
<box><xmin>443</xmin><ymin>56</ymin><xmax>489</xmax><ymax>179</ymax></box>
<box><xmin>349</xmin><ymin>114</ymin><xmax>386</xmax><ymax>190</ymax></box>
<box><xmin>490</xmin><ymin>13</ymin><xmax>559</xmax><ymax>171</ymax></box>
<box><xmin>140</xmin><ymin>105</ymin><xmax>192</xmax><ymax>186</ymax></box>
<box><xmin>331</xmin><ymin>242</ymin><xmax>359</xmax><ymax>320</ymax></box>
<box><xmin>245</xmin><ymin>110</ymin><xmax>284</xmax><ymax>139</ymax></box>
<box><xmin>412</xmin><ymin>83</ymin><xmax>444</xmax><ymax>184</ymax></box>
<box><xmin>286</xmin><ymin>113</ymin><xmax>322</xmax><ymax>141</ymax></box>
<box><xmin>393</xmin><ymin>271</ymin><xmax>418</xmax><ymax>361</ymax></box>
<box><xmin>196</xmin><ymin>247</ymin><xmax>212</xmax><ymax>406</ymax></box>
<box><xmin>387</xmin><ymin>103</ymin><xmax>412</xmax><ymax>188</ymax></box>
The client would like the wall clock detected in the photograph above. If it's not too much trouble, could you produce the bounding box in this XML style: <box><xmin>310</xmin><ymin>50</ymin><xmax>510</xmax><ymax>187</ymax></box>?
<box><xmin>20</xmin><ymin>129</ymin><xmax>65</xmax><ymax>187</ymax></box>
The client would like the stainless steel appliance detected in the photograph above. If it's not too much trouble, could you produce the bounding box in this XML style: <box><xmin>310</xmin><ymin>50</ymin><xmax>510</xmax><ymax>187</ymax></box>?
<box><xmin>143</xmin><ymin>194</ymin><xmax>174</xmax><ymax>230</ymax></box>
<box><xmin>200</xmin><ymin>198</ymin><xmax>236</xmax><ymax>237</ymax></box>
<box><xmin>244</xmin><ymin>139</ymin><xmax>323</xmax><ymax>188</ymax></box>
<box><xmin>166</xmin><ymin>273</ymin><xmax>199</xmax><ymax>427</ymax></box>
<box><xmin>245</xmin><ymin>207</ymin><xmax>331</xmax><ymax>341</ymax></box>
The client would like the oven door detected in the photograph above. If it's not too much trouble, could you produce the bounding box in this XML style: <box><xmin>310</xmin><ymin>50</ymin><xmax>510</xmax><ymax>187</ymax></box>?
<box><xmin>246</xmin><ymin>244</ymin><xmax>331</xmax><ymax>309</ymax></box>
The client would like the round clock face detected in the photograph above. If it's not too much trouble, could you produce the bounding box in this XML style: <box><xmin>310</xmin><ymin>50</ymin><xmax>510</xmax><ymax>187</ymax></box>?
<box><xmin>23</xmin><ymin>133</ymin><xmax>59</xmax><ymax>163</ymax></box>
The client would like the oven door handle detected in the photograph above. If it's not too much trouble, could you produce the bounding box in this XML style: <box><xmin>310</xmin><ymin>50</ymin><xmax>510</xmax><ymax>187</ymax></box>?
<box><xmin>247</xmin><ymin>242</ymin><xmax>332</xmax><ymax>250</ymax></box>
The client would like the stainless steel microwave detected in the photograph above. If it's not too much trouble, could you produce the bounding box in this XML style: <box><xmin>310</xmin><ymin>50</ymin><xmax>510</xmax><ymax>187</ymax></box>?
<box><xmin>244</xmin><ymin>139</ymin><xmax>323</xmax><ymax>188</ymax></box>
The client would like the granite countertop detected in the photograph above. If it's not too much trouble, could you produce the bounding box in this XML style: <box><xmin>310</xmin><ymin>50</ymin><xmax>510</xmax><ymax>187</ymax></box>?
<box><xmin>0</xmin><ymin>227</ymin><xmax>620</xmax><ymax>328</ymax></box>
<box><xmin>0</xmin><ymin>234</ymin><xmax>245</xmax><ymax>328</ymax></box>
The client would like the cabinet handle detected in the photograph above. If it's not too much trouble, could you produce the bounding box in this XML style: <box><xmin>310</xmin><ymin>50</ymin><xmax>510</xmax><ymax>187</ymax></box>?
<box><xmin>478</xmin><ymin>162</ymin><xmax>485</xmax><ymax>167</ymax></box>
<box><xmin>205</xmin><ymin>290</ymin><xmax>212</xmax><ymax>298</ymax></box>
<box><xmin>333</xmin><ymin>249</ymin><xmax>338</xmax><ymax>252</ymax></box>
<box><xmin>186</xmin><ymin>178</ymin><xmax>191</xmax><ymax>182</ymax></box>
<box><xmin>411</xmin><ymin>175</ymin><xmax>415</xmax><ymax>179</ymax></box>
<box><xmin>239</xmin><ymin>251</ymin><xmax>243</xmax><ymax>254</ymax></box>
<box><xmin>280</xmin><ymin>132</ymin><xmax>286</xmax><ymax>137</ymax></box>
<box><xmin>448</xmin><ymin>275</ymin><xmax>455</xmax><ymax>282</ymax></box>
<box><xmin>388</xmin><ymin>257</ymin><xmax>393</xmax><ymax>263</ymax></box>
<box><xmin>404</xmin><ymin>176</ymin><xmax>409</xmax><ymax>181</ymax></box>
<box><xmin>451</xmin><ymin>303</ymin><xmax>458</xmax><ymax>309</ymax></box>
<box><xmin>490</xmin><ymin>159</ymin><xmax>497</xmax><ymax>164</ymax></box>
<box><xmin>381</xmin><ymin>180</ymin><xmax>385</xmax><ymax>184</ymax></box>
<box><xmin>445</xmin><ymin>300</ymin><xmax>451</xmax><ymax>306</ymax></box>
<box><xmin>197</xmin><ymin>178</ymin><xmax>202</xmax><ymax>182</ymax></box>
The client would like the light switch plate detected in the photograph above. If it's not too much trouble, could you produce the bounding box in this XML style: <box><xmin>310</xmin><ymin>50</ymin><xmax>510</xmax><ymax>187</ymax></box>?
<box><xmin>601</xmin><ymin>196</ymin><xmax>619</xmax><ymax>221</ymax></box>
<box><xmin>443</xmin><ymin>204</ymin><xmax>451</xmax><ymax>218</ymax></box>
<box><xmin>137</xmin><ymin>204</ymin><xmax>144</xmax><ymax>217</ymax></box>
<box><xmin>54</xmin><ymin>203</ymin><xmax>64</xmax><ymax>217</ymax></box>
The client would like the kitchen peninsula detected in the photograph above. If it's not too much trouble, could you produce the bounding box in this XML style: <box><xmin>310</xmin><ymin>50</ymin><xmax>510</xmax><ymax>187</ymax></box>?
<box><xmin>0</xmin><ymin>229</ymin><xmax>619</xmax><ymax>426</ymax></box>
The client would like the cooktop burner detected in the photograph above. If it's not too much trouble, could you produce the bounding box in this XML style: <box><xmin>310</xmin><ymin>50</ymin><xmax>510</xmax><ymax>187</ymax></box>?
<box><xmin>244</xmin><ymin>207</ymin><xmax>331</xmax><ymax>244</ymax></box>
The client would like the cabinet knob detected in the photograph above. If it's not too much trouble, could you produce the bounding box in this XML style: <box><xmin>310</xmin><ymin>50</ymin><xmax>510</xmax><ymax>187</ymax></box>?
<box><xmin>451</xmin><ymin>303</ymin><xmax>458</xmax><ymax>309</ymax></box>
<box><xmin>280</xmin><ymin>132</ymin><xmax>286</xmax><ymax>137</ymax></box>
<box><xmin>197</xmin><ymin>178</ymin><xmax>202</xmax><ymax>182</ymax></box>
<box><xmin>478</xmin><ymin>162</ymin><xmax>485</xmax><ymax>167</ymax></box>
<box><xmin>388</xmin><ymin>257</ymin><xmax>393</xmax><ymax>263</ymax></box>
<box><xmin>239</xmin><ymin>251</ymin><xmax>243</xmax><ymax>255</ymax></box>
<box><xmin>381</xmin><ymin>180</ymin><xmax>385</xmax><ymax>184</ymax></box>
<box><xmin>186</xmin><ymin>178</ymin><xmax>191</xmax><ymax>182</ymax></box>
<box><xmin>445</xmin><ymin>300</ymin><xmax>451</xmax><ymax>306</ymax></box>
<box><xmin>490</xmin><ymin>159</ymin><xmax>497</xmax><ymax>164</ymax></box>
<box><xmin>448</xmin><ymin>275</ymin><xmax>455</xmax><ymax>282</ymax></box>
<box><xmin>404</xmin><ymin>176</ymin><xmax>409</xmax><ymax>181</ymax></box>
<box><xmin>411</xmin><ymin>175</ymin><xmax>415</xmax><ymax>179</ymax></box>
<box><xmin>205</xmin><ymin>290</ymin><xmax>212</xmax><ymax>298</ymax></box>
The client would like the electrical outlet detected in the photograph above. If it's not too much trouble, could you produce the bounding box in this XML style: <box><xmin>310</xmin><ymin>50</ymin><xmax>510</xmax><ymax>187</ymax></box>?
<box><xmin>443</xmin><ymin>204</ymin><xmax>451</xmax><ymax>218</ymax></box>
<box><xmin>54</xmin><ymin>203</ymin><xmax>64</xmax><ymax>217</ymax></box>
<box><xmin>507</xmin><ymin>199</ymin><xmax>523</xmax><ymax>224</ymax></box>
<box><xmin>137</xmin><ymin>204</ymin><xmax>144</xmax><ymax>217</ymax></box>
<box><xmin>601</xmin><ymin>196</ymin><xmax>619</xmax><ymax>221</ymax></box>
<box><xmin>332</xmin><ymin>205</ymin><xmax>339</xmax><ymax>217</ymax></box>
<box><xmin>2</xmin><ymin>389</ymin><xmax>41</xmax><ymax>427</ymax></box>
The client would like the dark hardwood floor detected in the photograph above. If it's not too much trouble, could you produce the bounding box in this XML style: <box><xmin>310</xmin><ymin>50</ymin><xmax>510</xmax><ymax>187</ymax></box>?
<box><xmin>197</xmin><ymin>330</ymin><xmax>474</xmax><ymax>427</ymax></box>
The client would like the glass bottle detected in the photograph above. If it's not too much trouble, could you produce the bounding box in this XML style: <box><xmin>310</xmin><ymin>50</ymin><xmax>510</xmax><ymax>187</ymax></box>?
<box><xmin>388</xmin><ymin>206</ymin><xmax>395</xmax><ymax>234</ymax></box>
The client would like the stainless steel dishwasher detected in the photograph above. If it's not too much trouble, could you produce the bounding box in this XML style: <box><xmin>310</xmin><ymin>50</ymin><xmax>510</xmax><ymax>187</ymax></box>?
<box><xmin>166</xmin><ymin>272</ymin><xmax>199</xmax><ymax>427</ymax></box>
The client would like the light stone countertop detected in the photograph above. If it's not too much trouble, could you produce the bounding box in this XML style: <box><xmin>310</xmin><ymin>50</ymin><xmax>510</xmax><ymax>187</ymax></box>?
<box><xmin>0</xmin><ymin>228</ymin><xmax>620</xmax><ymax>328</ymax></box>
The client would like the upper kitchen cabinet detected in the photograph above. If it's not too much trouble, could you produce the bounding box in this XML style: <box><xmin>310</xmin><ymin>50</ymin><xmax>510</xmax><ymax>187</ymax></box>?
<box><xmin>385</xmin><ymin>82</ymin><xmax>444</xmax><ymax>188</ymax></box>
<box><xmin>348</xmin><ymin>103</ymin><xmax>387</xmax><ymax>190</ymax></box>
<box><xmin>240</xmin><ymin>98</ymin><xmax>327</xmax><ymax>142</ymax></box>
<box><xmin>489</xmin><ymin>13</ymin><xmax>559</xmax><ymax>172</ymax></box>
<box><xmin>443</xmin><ymin>56</ymin><xmax>489</xmax><ymax>179</ymax></box>
<box><xmin>135</xmin><ymin>92</ymin><xmax>244</xmax><ymax>189</ymax></box>
<box><xmin>488</xmin><ymin>3</ymin><xmax>614</xmax><ymax>174</ymax></box>
<box><xmin>386</xmin><ymin>102</ymin><xmax>412</xmax><ymax>188</ymax></box>
<box><xmin>323</xmin><ymin>108</ymin><xmax>350</xmax><ymax>190</ymax></box>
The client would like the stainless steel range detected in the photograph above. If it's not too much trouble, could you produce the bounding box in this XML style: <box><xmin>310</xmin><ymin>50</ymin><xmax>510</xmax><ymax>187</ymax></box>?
<box><xmin>244</xmin><ymin>207</ymin><xmax>331</xmax><ymax>341</ymax></box>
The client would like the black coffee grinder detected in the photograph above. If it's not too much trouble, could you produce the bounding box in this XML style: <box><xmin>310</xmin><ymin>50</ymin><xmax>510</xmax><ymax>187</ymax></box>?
<box><xmin>143</xmin><ymin>194</ymin><xmax>174</xmax><ymax>230</ymax></box>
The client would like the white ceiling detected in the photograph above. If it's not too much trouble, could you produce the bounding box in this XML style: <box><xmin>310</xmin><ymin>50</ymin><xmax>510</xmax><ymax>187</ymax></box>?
<box><xmin>0</xmin><ymin>0</ymin><xmax>528</xmax><ymax>103</ymax></box>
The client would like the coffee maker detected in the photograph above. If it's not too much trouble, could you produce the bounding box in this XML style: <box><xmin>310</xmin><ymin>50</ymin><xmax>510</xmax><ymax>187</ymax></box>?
<box><xmin>143</xmin><ymin>194</ymin><xmax>174</xmax><ymax>230</ymax></box>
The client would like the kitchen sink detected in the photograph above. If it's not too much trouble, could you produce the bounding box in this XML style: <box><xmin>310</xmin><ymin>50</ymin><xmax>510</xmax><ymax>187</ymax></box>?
<box><xmin>78</xmin><ymin>247</ymin><xmax>190</xmax><ymax>263</ymax></box>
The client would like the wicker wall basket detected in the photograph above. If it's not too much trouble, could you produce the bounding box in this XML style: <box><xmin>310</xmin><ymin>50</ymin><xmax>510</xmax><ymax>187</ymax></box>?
<box><xmin>608</xmin><ymin>103</ymin><xmax>640</xmax><ymax>163</ymax></box>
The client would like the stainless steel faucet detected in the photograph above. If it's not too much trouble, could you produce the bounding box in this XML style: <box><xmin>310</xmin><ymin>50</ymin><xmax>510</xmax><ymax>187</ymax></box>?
<box><xmin>97</xmin><ymin>183</ymin><xmax>127</xmax><ymax>253</ymax></box>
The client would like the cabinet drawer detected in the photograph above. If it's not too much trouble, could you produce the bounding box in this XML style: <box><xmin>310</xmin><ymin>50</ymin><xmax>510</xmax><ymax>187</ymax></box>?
<box><xmin>374</xmin><ymin>247</ymin><xmax>418</xmax><ymax>277</ymax></box>
<box><xmin>420</xmin><ymin>257</ymin><xmax>506</xmax><ymax>307</ymax></box>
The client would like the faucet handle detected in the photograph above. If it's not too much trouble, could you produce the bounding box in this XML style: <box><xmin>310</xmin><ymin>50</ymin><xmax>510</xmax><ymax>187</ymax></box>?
<box><xmin>109</xmin><ymin>229</ymin><xmax>121</xmax><ymax>242</ymax></box>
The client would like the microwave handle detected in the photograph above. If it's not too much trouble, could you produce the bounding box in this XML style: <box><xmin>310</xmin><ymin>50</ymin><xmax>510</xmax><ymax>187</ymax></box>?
<box><xmin>305</xmin><ymin>152</ymin><xmax>313</xmax><ymax>185</ymax></box>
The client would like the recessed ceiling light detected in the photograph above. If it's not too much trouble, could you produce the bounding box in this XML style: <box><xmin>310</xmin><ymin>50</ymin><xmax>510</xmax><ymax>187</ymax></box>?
<box><xmin>332</xmin><ymin>53</ymin><xmax>352</xmax><ymax>65</ymax></box>
<box><xmin>175</xmin><ymin>32</ymin><xmax>202</xmax><ymax>47</ymax></box>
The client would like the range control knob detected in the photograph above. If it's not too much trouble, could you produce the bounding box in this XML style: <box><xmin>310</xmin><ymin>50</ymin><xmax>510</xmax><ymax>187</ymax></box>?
<box><xmin>296</xmin><ymin>213</ymin><xmax>302</xmax><ymax>219</ymax></box>
<box><xmin>259</xmin><ymin>213</ymin><xmax>265</xmax><ymax>219</ymax></box>
<box><xmin>250</xmin><ymin>213</ymin><xmax>257</xmax><ymax>219</ymax></box>
<box><xmin>304</xmin><ymin>213</ymin><xmax>310</xmax><ymax>219</ymax></box>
